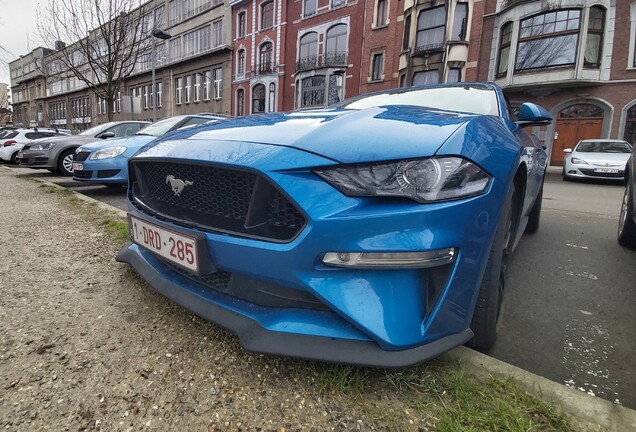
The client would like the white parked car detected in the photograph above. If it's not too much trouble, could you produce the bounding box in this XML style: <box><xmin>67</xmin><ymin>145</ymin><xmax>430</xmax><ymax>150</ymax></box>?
<box><xmin>563</xmin><ymin>139</ymin><xmax>633</xmax><ymax>181</ymax></box>
<box><xmin>0</xmin><ymin>128</ymin><xmax>71</xmax><ymax>164</ymax></box>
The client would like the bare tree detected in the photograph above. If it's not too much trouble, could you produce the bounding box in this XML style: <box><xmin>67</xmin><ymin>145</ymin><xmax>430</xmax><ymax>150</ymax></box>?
<box><xmin>37</xmin><ymin>0</ymin><xmax>151</xmax><ymax>121</ymax></box>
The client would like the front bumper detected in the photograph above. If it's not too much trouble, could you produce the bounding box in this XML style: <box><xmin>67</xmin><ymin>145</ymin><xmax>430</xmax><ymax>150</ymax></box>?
<box><xmin>73</xmin><ymin>156</ymin><xmax>127</xmax><ymax>184</ymax></box>
<box><xmin>564</xmin><ymin>162</ymin><xmax>625</xmax><ymax>180</ymax></box>
<box><xmin>17</xmin><ymin>150</ymin><xmax>54</xmax><ymax>168</ymax></box>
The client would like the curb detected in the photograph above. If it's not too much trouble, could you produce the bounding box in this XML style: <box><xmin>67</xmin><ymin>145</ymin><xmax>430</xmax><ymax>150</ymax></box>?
<box><xmin>444</xmin><ymin>347</ymin><xmax>636</xmax><ymax>432</ymax></box>
<box><xmin>5</xmin><ymin>165</ymin><xmax>636</xmax><ymax>431</ymax></box>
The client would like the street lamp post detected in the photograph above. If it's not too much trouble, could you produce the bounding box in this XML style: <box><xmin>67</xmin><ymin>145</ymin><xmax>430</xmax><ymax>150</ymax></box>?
<box><xmin>151</xmin><ymin>29</ymin><xmax>172</xmax><ymax>122</ymax></box>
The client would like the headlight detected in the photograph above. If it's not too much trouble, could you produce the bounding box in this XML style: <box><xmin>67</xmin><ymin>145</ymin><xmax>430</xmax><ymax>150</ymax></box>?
<box><xmin>89</xmin><ymin>146</ymin><xmax>127</xmax><ymax>160</ymax></box>
<box><xmin>314</xmin><ymin>157</ymin><xmax>491</xmax><ymax>203</ymax></box>
<box><xmin>29</xmin><ymin>142</ymin><xmax>56</xmax><ymax>151</ymax></box>
<box><xmin>571</xmin><ymin>157</ymin><xmax>589</xmax><ymax>165</ymax></box>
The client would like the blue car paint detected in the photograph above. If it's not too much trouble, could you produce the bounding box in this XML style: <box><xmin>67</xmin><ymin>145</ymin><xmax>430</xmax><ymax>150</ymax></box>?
<box><xmin>75</xmin><ymin>135</ymin><xmax>156</xmax><ymax>184</ymax></box>
<box><xmin>118</xmin><ymin>83</ymin><xmax>549</xmax><ymax>365</ymax></box>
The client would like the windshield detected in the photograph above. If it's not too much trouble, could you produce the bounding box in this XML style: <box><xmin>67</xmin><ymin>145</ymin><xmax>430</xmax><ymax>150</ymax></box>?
<box><xmin>137</xmin><ymin>116</ymin><xmax>186</xmax><ymax>137</ymax></box>
<box><xmin>335</xmin><ymin>85</ymin><xmax>500</xmax><ymax>116</ymax></box>
<box><xmin>575</xmin><ymin>141</ymin><xmax>632</xmax><ymax>153</ymax></box>
<box><xmin>79</xmin><ymin>122</ymin><xmax>117</xmax><ymax>136</ymax></box>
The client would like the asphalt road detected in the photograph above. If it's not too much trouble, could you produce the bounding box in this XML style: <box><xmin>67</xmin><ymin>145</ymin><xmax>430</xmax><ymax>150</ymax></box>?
<box><xmin>8</xmin><ymin>166</ymin><xmax>636</xmax><ymax>409</ymax></box>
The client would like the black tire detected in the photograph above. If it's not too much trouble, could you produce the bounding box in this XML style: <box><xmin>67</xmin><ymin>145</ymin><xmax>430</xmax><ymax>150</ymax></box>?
<box><xmin>57</xmin><ymin>149</ymin><xmax>75</xmax><ymax>176</ymax></box>
<box><xmin>10</xmin><ymin>151</ymin><xmax>19</xmax><ymax>164</ymax></box>
<box><xmin>467</xmin><ymin>184</ymin><xmax>516</xmax><ymax>352</ymax></box>
<box><xmin>618</xmin><ymin>179</ymin><xmax>636</xmax><ymax>249</ymax></box>
<box><xmin>525</xmin><ymin>181</ymin><xmax>543</xmax><ymax>233</ymax></box>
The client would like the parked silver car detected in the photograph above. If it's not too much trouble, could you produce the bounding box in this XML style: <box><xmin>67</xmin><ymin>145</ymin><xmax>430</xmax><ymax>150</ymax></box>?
<box><xmin>618</xmin><ymin>144</ymin><xmax>636</xmax><ymax>248</ymax></box>
<box><xmin>18</xmin><ymin>121</ymin><xmax>149</xmax><ymax>176</ymax></box>
<box><xmin>562</xmin><ymin>139</ymin><xmax>632</xmax><ymax>181</ymax></box>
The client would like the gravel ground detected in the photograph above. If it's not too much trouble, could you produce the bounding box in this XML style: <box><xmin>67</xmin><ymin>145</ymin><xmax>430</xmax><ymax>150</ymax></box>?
<box><xmin>0</xmin><ymin>169</ymin><xmax>434</xmax><ymax>431</ymax></box>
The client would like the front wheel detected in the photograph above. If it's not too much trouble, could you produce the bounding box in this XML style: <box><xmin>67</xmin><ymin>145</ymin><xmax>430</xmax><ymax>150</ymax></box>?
<box><xmin>10</xmin><ymin>151</ymin><xmax>19</xmax><ymax>164</ymax></box>
<box><xmin>57</xmin><ymin>149</ymin><xmax>75</xmax><ymax>176</ymax></box>
<box><xmin>467</xmin><ymin>184</ymin><xmax>515</xmax><ymax>352</ymax></box>
<box><xmin>618</xmin><ymin>179</ymin><xmax>636</xmax><ymax>249</ymax></box>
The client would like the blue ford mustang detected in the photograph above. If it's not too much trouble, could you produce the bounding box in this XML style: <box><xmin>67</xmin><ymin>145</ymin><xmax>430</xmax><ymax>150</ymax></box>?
<box><xmin>117</xmin><ymin>83</ymin><xmax>551</xmax><ymax>367</ymax></box>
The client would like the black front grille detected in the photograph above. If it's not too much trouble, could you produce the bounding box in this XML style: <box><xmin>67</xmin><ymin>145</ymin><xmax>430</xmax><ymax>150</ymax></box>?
<box><xmin>74</xmin><ymin>151</ymin><xmax>90</xmax><ymax>162</ymax></box>
<box><xmin>97</xmin><ymin>169</ymin><xmax>121</xmax><ymax>178</ymax></box>
<box><xmin>74</xmin><ymin>170</ymin><xmax>93</xmax><ymax>179</ymax></box>
<box><xmin>130</xmin><ymin>161</ymin><xmax>306</xmax><ymax>242</ymax></box>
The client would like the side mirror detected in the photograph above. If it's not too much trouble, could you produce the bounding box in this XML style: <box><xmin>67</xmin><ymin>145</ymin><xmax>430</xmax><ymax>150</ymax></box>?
<box><xmin>563</xmin><ymin>148</ymin><xmax>572</xmax><ymax>153</ymax></box>
<box><xmin>99</xmin><ymin>131</ymin><xmax>115</xmax><ymax>139</ymax></box>
<box><xmin>516</xmin><ymin>102</ymin><xmax>553</xmax><ymax>126</ymax></box>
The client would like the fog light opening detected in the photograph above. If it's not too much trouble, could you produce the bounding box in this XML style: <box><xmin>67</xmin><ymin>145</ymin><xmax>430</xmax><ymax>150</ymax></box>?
<box><xmin>322</xmin><ymin>248</ymin><xmax>456</xmax><ymax>269</ymax></box>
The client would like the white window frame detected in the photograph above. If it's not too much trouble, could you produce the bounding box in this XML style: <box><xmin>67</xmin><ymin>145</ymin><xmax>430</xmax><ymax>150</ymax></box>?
<box><xmin>176</xmin><ymin>77</ymin><xmax>183</xmax><ymax>105</ymax></box>
<box><xmin>157</xmin><ymin>82</ymin><xmax>163</xmax><ymax>107</ymax></box>
<box><xmin>214</xmin><ymin>68</ymin><xmax>222</xmax><ymax>99</ymax></box>
<box><xmin>204</xmin><ymin>70</ymin><xmax>212</xmax><ymax>100</ymax></box>
<box><xmin>629</xmin><ymin>3</ymin><xmax>636</xmax><ymax>69</ymax></box>
<box><xmin>185</xmin><ymin>75</ymin><xmax>192</xmax><ymax>103</ymax></box>
<box><xmin>194</xmin><ymin>74</ymin><xmax>201</xmax><ymax>102</ymax></box>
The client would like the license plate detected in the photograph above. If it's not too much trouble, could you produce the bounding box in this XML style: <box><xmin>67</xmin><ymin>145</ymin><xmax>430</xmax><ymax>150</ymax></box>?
<box><xmin>73</xmin><ymin>162</ymin><xmax>83</xmax><ymax>171</ymax></box>
<box><xmin>130</xmin><ymin>216</ymin><xmax>199</xmax><ymax>273</ymax></box>
<box><xmin>594</xmin><ymin>168</ymin><xmax>619</xmax><ymax>173</ymax></box>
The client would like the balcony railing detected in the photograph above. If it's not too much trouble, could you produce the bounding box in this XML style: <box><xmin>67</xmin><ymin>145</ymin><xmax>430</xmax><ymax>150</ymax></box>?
<box><xmin>296</xmin><ymin>52</ymin><xmax>348</xmax><ymax>71</ymax></box>
<box><xmin>252</xmin><ymin>62</ymin><xmax>279</xmax><ymax>76</ymax></box>
<box><xmin>413</xmin><ymin>43</ymin><xmax>445</xmax><ymax>56</ymax></box>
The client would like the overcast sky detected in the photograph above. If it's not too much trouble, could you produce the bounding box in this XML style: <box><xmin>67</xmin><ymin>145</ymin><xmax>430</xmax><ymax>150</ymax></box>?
<box><xmin>0</xmin><ymin>0</ymin><xmax>43</xmax><ymax>85</ymax></box>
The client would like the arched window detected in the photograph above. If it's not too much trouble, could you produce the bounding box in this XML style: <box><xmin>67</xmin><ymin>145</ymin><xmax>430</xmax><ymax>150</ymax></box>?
<box><xmin>325</xmin><ymin>24</ymin><xmax>348</xmax><ymax>66</ymax></box>
<box><xmin>496</xmin><ymin>22</ymin><xmax>512</xmax><ymax>78</ymax></box>
<box><xmin>584</xmin><ymin>6</ymin><xmax>605</xmax><ymax>68</ymax></box>
<box><xmin>259</xmin><ymin>42</ymin><xmax>273</xmax><ymax>74</ymax></box>
<box><xmin>559</xmin><ymin>104</ymin><xmax>603</xmax><ymax>118</ymax></box>
<box><xmin>623</xmin><ymin>105</ymin><xmax>636</xmax><ymax>145</ymax></box>
<box><xmin>252</xmin><ymin>84</ymin><xmax>266</xmax><ymax>113</ymax></box>
<box><xmin>298</xmin><ymin>32</ymin><xmax>318</xmax><ymax>70</ymax></box>
<box><xmin>516</xmin><ymin>10</ymin><xmax>580</xmax><ymax>71</ymax></box>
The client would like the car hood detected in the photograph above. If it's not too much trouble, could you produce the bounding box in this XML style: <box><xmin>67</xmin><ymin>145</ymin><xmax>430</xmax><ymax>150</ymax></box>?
<box><xmin>136</xmin><ymin>106</ymin><xmax>475</xmax><ymax>164</ymax></box>
<box><xmin>79</xmin><ymin>135</ymin><xmax>156</xmax><ymax>152</ymax></box>
<box><xmin>572</xmin><ymin>152</ymin><xmax>632</xmax><ymax>164</ymax></box>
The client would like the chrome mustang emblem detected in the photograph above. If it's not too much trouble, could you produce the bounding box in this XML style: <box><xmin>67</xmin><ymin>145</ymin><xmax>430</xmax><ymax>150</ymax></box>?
<box><xmin>166</xmin><ymin>175</ymin><xmax>193</xmax><ymax>196</ymax></box>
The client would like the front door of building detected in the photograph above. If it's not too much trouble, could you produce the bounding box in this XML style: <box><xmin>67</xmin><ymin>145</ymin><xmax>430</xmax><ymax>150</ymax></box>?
<box><xmin>551</xmin><ymin>104</ymin><xmax>604</xmax><ymax>166</ymax></box>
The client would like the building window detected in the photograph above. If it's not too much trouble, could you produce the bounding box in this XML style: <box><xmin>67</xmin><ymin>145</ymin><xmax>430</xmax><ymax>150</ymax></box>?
<box><xmin>298</xmin><ymin>32</ymin><xmax>318</xmax><ymax>70</ymax></box>
<box><xmin>451</xmin><ymin>2</ymin><xmax>468</xmax><ymax>41</ymax></box>
<box><xmin>371</xmin><ymin>52</ymin><xmax>384</xmax><ymax>81</ymax></box>
<box><xmin>261</xmin><ymin>1</ymin><xmax>274</xmax><ymax>29</ymax></box>
<box><xmin>170</xmin><ymin>37</ymin><xmax>182</xmax><ymax>62</ymax></box>
<box><xmin>325</xmin><ymin>24</ymin><xmax>347</xmax><ymax>66</ymax></box>
<box><xmin>269</xmin><ymin>83</ymin><xmax>276</xmax><ymax>112</ymax></box>
<box><xmin>331</xmin><ymin>0</ymin><xmax>345</xmax><ymax>8</ymax></box>
<box><xmin>496</xmin><ymin>22</ymin><xmax>512</xmax><ymax>78</ymax></box>
<box><xmin>624</xmin><ymin>105</ymin><xmax>636</xmax><ymax>145</ymax></box>
<box><xmin>403</xmin><ymin>14</ymin><xmax>411</xmax><ymax>51</ymax></box>
<box><xmin>447</xmin><ymin>68</ymin><xmax>461</xmax><ymax>82</ymax></box>
<box><xmin>417</xmin><ymin>6</ymin><xmax>446</xmax><ymax>52</ymax></box>
<box><xmin>301</xmin><ymin>76</ymin><xmax>325</xmax><ymax>108</ymax></box>
<box><xmin>516</xmin><ymin>10</ymin><xmax>581</xmax><ymax>71</ymax></box>
<box><xmin>252</xmin><ymin>84</ymin><xmax>266</xmax><ymax>113</ymax></box>
<box><xmin>176</xmin><ymin>77</ymin><xmax>183</xmax><ymax>104</ymax></box>
<box><xmin>237</xmin><ymin>49</ymin><xmax>246</xmax><ymax>77</ymax></box>
<box><xmin>213</xmin><ymin>20</ymin><xmax>223</xmax><ymax>47</ymax></box>
<box><xmin>214</xmin><ymin>68</ymin><xmax>223</xmax><ymax>99</ymax></box>
<box><xmin>157</xmin><ymin>84</ymin><xmax>162</xmax><ymax>108</ymax></box>
<box><xmin>304</xmin><ymin>0</ymin><xmax>316</xmax><ymax>17</ymax></box>
<box><xmin>194</xmin><ymin>73</ymin><xmax>201</xmax><ymax>102</ymax></box>
<box><xmin>375</xmin><ymin>0</ymin><xmax>387</xmax><ymax>27</ymax></box>
<box><xmin>328</xmin><ymin>73</ymin><xmax>343</xmax><ymax>105</ymax></box>
<box><xmin>115</xmin><ymin>92</ymin><xmax>121</xmax><ymax>112</ymax></box>
<box><xmin>584</xmin><ymin>6</ymin><xmax>604</xmax><ymax>68</ymax></box>
<box><xmin>183</xmin><ymin>25</ymin><xmax>211</xmax><ymax>57</ymax></box>
<box><xmin>185</xmin><ymin>75</ymin><xmax>192</xmax><ymax>103</ymax></box>
<box><xmin>204</xmin><ymin>70</ymin><xmax>212</xmax><ymax>100</ymax></box>
<box><xmin>259</xmin><ymin>42</ymin><xmax>273</xmax><ymax>74</ymax></box>
<box><xmin>413</xmin><ymin>70</ymin><xmax>440</xmax><ymax>85</ymax></box>
<box><xmin>236</xmin><ymin>89</ymin><xmax>245</xmax><ymax>116</ymax></box>
<box><xmin>237</xmin><ymin>12</ymin><xmax>246</xmax><ymax>38</ymax></box>
<box><xmin>169</xmin><ymin>0</ymin><xmax>181</xmax><ymax>26</ymax></box>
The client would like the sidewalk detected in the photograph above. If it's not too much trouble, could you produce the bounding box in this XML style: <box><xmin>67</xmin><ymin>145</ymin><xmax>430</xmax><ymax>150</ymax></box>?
<box><xmin>2</xmin><ymin>165</ymin><xmax>636</xmax><ymax>431</ymax></box>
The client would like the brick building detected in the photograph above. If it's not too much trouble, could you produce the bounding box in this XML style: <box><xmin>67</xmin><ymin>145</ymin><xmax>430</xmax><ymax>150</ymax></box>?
<box><xmin>476</xmin><ymin>0</ymin><xmax>636</xmax><ymax>166</ymax></box>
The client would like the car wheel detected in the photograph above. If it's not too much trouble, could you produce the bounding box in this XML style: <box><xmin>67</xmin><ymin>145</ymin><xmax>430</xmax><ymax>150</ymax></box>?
<box><xmin>467</xmin><ymin>184</ymin><xmax>516</xmax><ymax>352</ymax></box>
<box><xmin>10</xmin><ymin>151</ymin><xmax>19</xmax><ymax>164</ymax></box>
<box><xmin>525</xmin><ymin>180</ymin><xmax>543</xmax><ymax>233</ymax></box>
<box><xmin>618</xmin><ymin>179</ymin><xmax>636</xmax><ymax>249</ymax></box>
<box><xmin>57</xmin><ymin>149</ymin><xmax>75</xmax><ymax>176</ymax></box>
